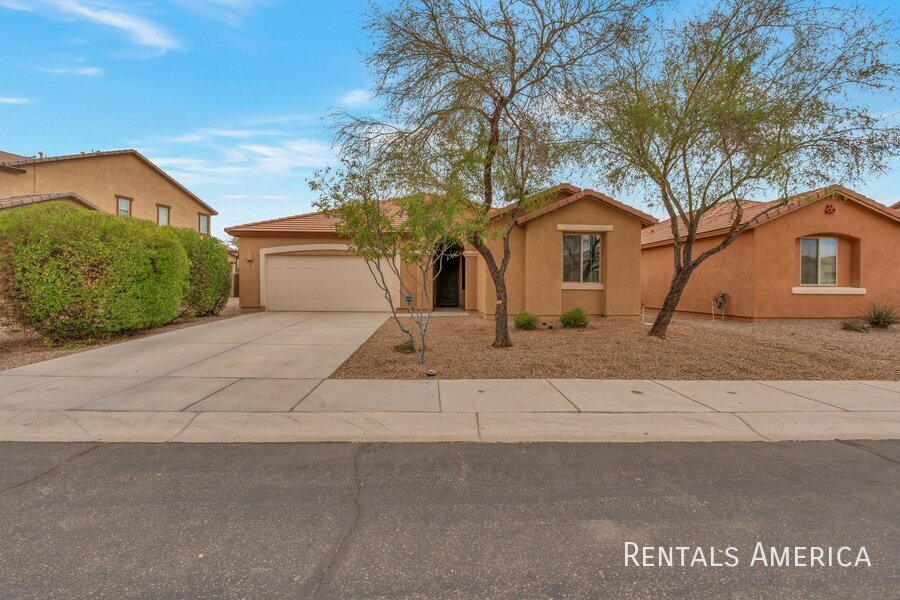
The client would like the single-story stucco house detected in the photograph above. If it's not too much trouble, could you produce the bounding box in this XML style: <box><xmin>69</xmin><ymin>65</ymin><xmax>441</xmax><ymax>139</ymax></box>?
<box><xmin>641</xmin><ymin>185</ymin><xmax>900</xmax><ymax>321</ymax></box>
<box><xmin>226</xmin><ymin>184</ymin><xmax>657</xmax><ymax>318</ymax></box>
<box><xmin>0</xmin><ymin>149</ymin><xmax>218</xmax><ymax>233</ymax></box>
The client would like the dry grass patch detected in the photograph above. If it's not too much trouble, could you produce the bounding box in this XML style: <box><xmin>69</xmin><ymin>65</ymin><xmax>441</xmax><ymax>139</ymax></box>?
<box><xmin>332</xmin><ymin>313</ymin><xmax>900</xmax><ymax>380</ymax></box>
<box><xmin>0</xmin><ymin>298</ymin><xmax>241</xmax><ymax>372</ymax></box>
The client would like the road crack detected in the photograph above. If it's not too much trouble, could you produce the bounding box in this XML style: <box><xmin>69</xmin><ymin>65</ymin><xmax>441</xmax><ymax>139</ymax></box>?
<box><xmin>0</xmin><ymin>443</ymin><xmax>104</xmax><ymax>494</ymax></box>
<box><xmin>309</xmin><ymin>443</ymin><xmax>374</xmax><ymax>598</ymax></box>
<box><xmin>837</xmin><ymin>439</ymin><xmax>900</xmax><ymax>466</ymax></box>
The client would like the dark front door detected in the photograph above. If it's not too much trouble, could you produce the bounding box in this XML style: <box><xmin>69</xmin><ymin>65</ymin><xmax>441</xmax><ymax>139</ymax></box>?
<box><xmin>435</xmin><ymin>255</ymin><xmax>460</xmax><ymax>307</ymax></box>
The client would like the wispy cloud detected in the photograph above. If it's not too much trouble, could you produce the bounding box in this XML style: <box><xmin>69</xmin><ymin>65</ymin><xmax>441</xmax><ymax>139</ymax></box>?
<box><xmin>0</xmin><ymin>97</ymin><xmax>32</xmax><ymax>105</ymax></box>
<box><xmin>154</xmin><ymin>139</ymin><xmax>332</xmax><ymax>178</ymax></box>
<box><xmin>170</xmin><ymin>0</ymin><xmax>267</xmax><ymax>26</ymax></box>
<box><xmin>339</xmin><ymin>88</ymin><xmax>374</xmax><ymax>107</ymax></box>
<box><xmin>38</xmin><ymin>65</ymin><xmax>103</xmax><ymax>76</ymax></box>
<box><xmin>164</xmin><ymin>128</ymin><xmax>284</xmax><ymax>143</ymax></box>
<box><xmin>1</xmin><ymin>1</ymin><xmax>179</xmax><ymax>53</ymax></box>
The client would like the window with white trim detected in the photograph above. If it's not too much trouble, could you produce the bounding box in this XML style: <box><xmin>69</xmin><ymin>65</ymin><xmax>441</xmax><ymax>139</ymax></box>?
<box><xmin>116</xmin><ymin>197</ymin><xmax>132</xmax><ymax>217</ymax></box>
<box><xmin>800</xmin><ymin>237</ymin><xmax>837</xmax><ymax>285</ymax></box>
<box><xmin>562</xmin><ymin>234</ymin><xmax>600</xmax><ymax>283</ymax></box>
<box><xmin>157</xmin><ymin>205</ymin><xmax>170</xmax><ymax>226</ymax></box>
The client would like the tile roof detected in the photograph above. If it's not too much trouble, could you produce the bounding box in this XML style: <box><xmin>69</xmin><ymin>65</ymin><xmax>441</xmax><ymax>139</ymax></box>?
<box><xmin>641</xmin><ymin>185</ymin><xmax>900</xmax><ymax>247</ymax></box>
<box><xmin>0</xmin><ymin>151</ymin><xmax>26</xmax><ymax>163</ymax></box>
<box><xmin>0</xmin><ymin>192</ymin><xmax>101</xmax><ymax>211</ymax></box>
<box><xmin>226</xmin><ymin>200</ymin><xmax>404</xmax><ymax>236</ymax></box>
<box><xmin>228</xmin><ymin>185</ymin><xmax>657</xmax><ymax>235</ymax></box>
<box><xmin>892</xmin><ymin>200</ymin><xmax>900</xmax><ymax>210</ymax></box>
<box><xmin>0</xmin><ymin>149</ymin><xmax>217</xmax><ymax>215</ymax></box>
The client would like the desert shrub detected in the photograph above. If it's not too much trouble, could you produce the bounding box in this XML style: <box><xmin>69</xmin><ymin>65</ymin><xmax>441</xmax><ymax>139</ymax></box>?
<box><xmin>170</xmin><ymin>228</ymin><xmax>231</xmax><ymax>317</ymax></box>
<box><xmin>514</xmin><ymin>311</ymin><xmax>539</xmax><ymax>330</ymax></box>
<box><xmin>840</xmin><ymin>320</ymin><xmax>868</xmax><ymax>333</ymax></box>
<box><xmin>859</xmin><ymin>302</ymin><xmax>900</xmax><ymax>329</ymax></box>
<box><xmin>0</xmin><ymin>203</ymin><xmax>189</xmax><ymax>338</ymax></box>
<box><xmin>394</xmin><ymin>339</ymin><xmax>415</xmax><ymax>354</ymax></box>
<box><xmin>560</xmin><ymin>307</ymin><xmax>588</xmax><ymax>328</ymax></box>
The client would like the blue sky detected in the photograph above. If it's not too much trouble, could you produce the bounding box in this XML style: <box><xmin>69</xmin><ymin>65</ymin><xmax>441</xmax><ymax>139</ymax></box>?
<box><xmin>2</xmin><ymin>0</ymin><xmax>898</xmax><ymax>239</ymax></box>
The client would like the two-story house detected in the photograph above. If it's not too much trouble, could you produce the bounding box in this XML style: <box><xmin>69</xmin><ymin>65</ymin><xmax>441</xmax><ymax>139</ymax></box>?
<box><xmin>0</xmin><ymin>149</ymin><xmax>217</xmax><ymax>233</ymax></box>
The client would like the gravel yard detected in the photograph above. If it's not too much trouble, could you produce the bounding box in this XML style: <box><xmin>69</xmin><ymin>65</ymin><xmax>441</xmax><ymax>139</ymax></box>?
<box><xmin>0</xmin><ymin>298</ymin><xmax>240</xmax><ymax>372</ymax></box>
<box><xmin>332</xmin><ymin>312</ymin><xmax>900</xmax><ymax>380</ymax></box>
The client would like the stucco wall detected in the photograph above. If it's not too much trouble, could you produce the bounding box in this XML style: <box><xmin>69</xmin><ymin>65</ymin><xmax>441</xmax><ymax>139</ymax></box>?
<box><xmin>641</xmin><ymin>232</ymin><xmax>757</xmax><ymax>319</ymax></box>
<box><xmin>752</xmin><ymin>198</ymin><xmax>900</xmax><ymax>318</ymax></box>
<box><xmin>0</xmin><ymin>154</ymin><xmax>213</xmax><ymax>231</ymax></box>
<box><xmin>640</xmin><ymin>195</ymin><xmax>900</xmax><ymax>320</ymax></box>
<box><xmin>237</xmin><ymin>195</ymin><xmax>648</xmax><ymax>317</ymax></box>
<box><xmin>474</xmin><ymin>199</ymin><xmax>644</xmax><ymax>317</ymax></box>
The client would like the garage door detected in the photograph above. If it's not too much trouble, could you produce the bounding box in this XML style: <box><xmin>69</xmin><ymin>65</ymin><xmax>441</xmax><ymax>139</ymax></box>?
<box><xmin>264</xmin><ymin>254</ymin><xmax>399</xmax><ymax>311</ymax></box>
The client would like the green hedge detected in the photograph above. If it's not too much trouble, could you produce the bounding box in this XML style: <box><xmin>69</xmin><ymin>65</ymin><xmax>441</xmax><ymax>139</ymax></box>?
<box><xmin>170</xmin><ymin>227</ymin><xmax>231</xmax><ymax>318</ymax></box>
<box><xmin>0</xmin><ymin>203</ymin><xmax>189</xmax><ymax>338</ymax></box>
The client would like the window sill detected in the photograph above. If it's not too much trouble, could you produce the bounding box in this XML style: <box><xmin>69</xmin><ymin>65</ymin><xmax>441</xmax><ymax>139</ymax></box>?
<box><xmin>562</xmin><ymin>282</ymin><xmax>604</xmax><ymax>291</ymax></box>
<box><xmin>791</xmin><ymin>286</ymin><xmax>866</xmax><ymax>296</ymax></box>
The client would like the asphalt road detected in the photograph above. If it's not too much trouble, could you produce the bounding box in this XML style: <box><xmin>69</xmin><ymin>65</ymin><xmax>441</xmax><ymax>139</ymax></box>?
<box><xmin>0</xmin><ymin>441</ymin><xmax>897</xmax><ymax>599</ymax></box>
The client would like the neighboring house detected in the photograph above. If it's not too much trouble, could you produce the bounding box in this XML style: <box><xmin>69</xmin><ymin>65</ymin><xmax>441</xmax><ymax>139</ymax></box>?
<box><xmin>0</xmin><ymin>149</ymin><xmax>217</xmax><ymax>233</ymax></box>
<box><xmin>641</xmin><ymin>185</ymin><xmax>900</xmax><ymax>321</ymax></box>
<box><xmin>226</xmin><ymin>184</ymin><xmax>657</xmax><ymax>317</ymax></box>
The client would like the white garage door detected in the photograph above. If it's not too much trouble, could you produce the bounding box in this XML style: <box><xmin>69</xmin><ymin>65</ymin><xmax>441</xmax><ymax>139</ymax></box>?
<box><xmin>264</xmin><ymin>254</ymin><xmax>399</xmax><ymax>312</ymax></box>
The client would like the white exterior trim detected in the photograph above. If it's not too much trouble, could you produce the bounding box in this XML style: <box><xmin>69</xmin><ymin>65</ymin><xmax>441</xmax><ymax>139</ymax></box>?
<box><xmin>791</xmin><ymin>286</ymin><xmax>866</xmax><ymax>295</ymax></box>
<box><xmin>557</xmin><ymin>224</ymin><xmax>614</xmax><ymax>232</ymax></box>
<box><xmin>259</xmin><ymin>243</ymin><xmax>351</xmax><ymax>307</ymax></box>
<box><xmin>562</xmin><ymin>282</ymin><xmax>605</xmax><ymax>291</ymax></box>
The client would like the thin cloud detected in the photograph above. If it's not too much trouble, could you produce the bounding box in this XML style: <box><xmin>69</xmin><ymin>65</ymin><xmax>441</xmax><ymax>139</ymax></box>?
<box><xmin>339</xmin><ymin>88</ymin><xmax>374</xmax><ymax>107</ymax></box>
<box><xmin>38</xmin><ymin>66</ymin><xmax>103</xmax><ymax>76</ymax></box>
<box><xmin>151</xmin><ymin>138</ymin><xmax>333</xmax><ymax>180</ymax></box>
<box><xmin>170</xmin><ymin>0</ymin><xmax>266</xmax><ymax>26</ymax></box>
<box><xmin>1</xmin><ymin>1</ymin><xmax>179</xmax><ymax>52</ymax></box>
<box><xmin>0</xmin><ymin>97</ymin><xmax>32</xmax><ymax>105</ymax></box>
<box><xmin>165</xmin><ymin>128</ymin><xmax>284</xmax><ymax>143</ymax></box>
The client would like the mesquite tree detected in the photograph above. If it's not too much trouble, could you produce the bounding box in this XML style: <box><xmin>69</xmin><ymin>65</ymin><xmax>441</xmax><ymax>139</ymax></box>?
<box><xmin>576</xmin><ymin>0</ymin><xmax>900</xmax><ymax>337</ymax></box>
<box><xmin>310</xmin><ymin>152</ymin><xmax>470</xmax><ymax>363</ymax></box>
<box><xmin>337</xmin><ymin>0</ymin><xmax>654</xmax><ymax>348</ymax></box>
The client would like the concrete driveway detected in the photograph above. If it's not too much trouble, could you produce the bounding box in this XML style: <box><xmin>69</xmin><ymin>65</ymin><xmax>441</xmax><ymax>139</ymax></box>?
<box><xmin>0</xmin><ymin>311</ymin><xmax>388</xmax><ymax>412</ymax></box>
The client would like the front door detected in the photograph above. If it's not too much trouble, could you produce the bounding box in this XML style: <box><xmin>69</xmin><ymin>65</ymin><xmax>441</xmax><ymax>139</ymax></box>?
<box><xmin>435</xmin><ymin>255</ymin><xmax>460</xmax><ymax>307</ymax></box>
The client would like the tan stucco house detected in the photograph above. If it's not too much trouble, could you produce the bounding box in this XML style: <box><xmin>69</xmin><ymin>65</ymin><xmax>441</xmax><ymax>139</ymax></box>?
<box><xmin>226</xmin><ymin>184</ymin><xmax>657</xmax><ymax>318</ymax></box>
<box><xmin>0</xmin><ymin>149</ymin><xmax>217</xmax><ymax>233</ymax></box>
<box><xmin>641</xmin><ymin>186</ymin><xmax>900</xmax><ymax>321</ymax></box>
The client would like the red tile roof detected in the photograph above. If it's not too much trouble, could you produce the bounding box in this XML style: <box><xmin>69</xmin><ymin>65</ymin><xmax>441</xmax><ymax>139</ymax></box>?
<box><xmin>0</xmin><ymin>192</ymin><xmax>101</xmax><ymax>211</ymax></box>
<box><xmin>226</xmin><ymin>200</ymin><xmax>405</xmax><ymax>236</ymax></box>
<box><xmin>228</xmin><ymin>185</ymin><xmax>657</xmax><ymax>235</ymax></box>
<box><xmin>642</xmin><ymin>185</ymin><xmax>900</xmax><ymax>247</ymax></box>
<box><xmin>892</xmin><ymin>200</ymin><xmax>900</xmax><ymax>210</ymax></box>
<box><xmin>0</xmin><ymin>149</ymin><xmax>217</xmax><ymax>215</ymax></box>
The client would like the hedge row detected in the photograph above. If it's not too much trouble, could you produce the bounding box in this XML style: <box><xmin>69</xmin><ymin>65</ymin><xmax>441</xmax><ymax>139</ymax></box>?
<box><xmin>0</xmin><ymin>203</ymin><xmax>231</xmax><ymax>339</ymax></box>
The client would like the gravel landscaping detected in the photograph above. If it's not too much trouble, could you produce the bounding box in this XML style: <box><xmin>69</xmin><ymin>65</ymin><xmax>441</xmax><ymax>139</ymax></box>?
<box><xmin>0</xmin><ymin>298</ymin><xmax>240</xmax><ymax>373</ymax></box>
<box><xmin>332</xmin><ymin>312</ymin><xmax>900</xmax><ymax>380</ymax></box>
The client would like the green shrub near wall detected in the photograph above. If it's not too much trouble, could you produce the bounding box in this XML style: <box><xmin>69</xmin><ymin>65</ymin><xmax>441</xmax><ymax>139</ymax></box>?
<box><xmin>0</xmin><ymin>203</ymin><xmax>189</xmax><ymax>339</ymax></box>
<box><xmin>170</xmin><ymin>228</ymin><xmax>231</xmax><ymax>318</ymax></box>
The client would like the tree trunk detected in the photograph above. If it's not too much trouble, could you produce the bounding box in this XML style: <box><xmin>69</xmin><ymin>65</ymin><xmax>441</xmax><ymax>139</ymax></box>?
<box><xmin>492</xmin><ymin>275</ymin><xmax>512</xmax><ymax>348</ymax></box>
<box><xmin>648</xmin><ymin>267</ymin><xmax>693</xmax><ymax>338</ymax></box>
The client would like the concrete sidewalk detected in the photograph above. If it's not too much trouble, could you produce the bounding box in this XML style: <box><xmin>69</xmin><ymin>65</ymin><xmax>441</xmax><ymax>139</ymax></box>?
<box><xmin>0</xmin><ymin>378</ymin><xmax>897</xmax><ymax>443</ymax></box>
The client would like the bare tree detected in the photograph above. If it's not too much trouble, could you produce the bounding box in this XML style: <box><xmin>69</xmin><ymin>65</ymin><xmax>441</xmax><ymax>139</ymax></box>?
<box><xmin>337</xmin><ymin>0</ymin><xmax>655</xmax><ymax>347</ymax></box>
<box><xmin>575</xmin><ymin>0</ymin><xmax>900</xmax><ymax>337</ymax></box>
<box><xmin>310</xmin><ymin>152</ymin><xmax>470</xmax><ymax>363</ymax></box>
